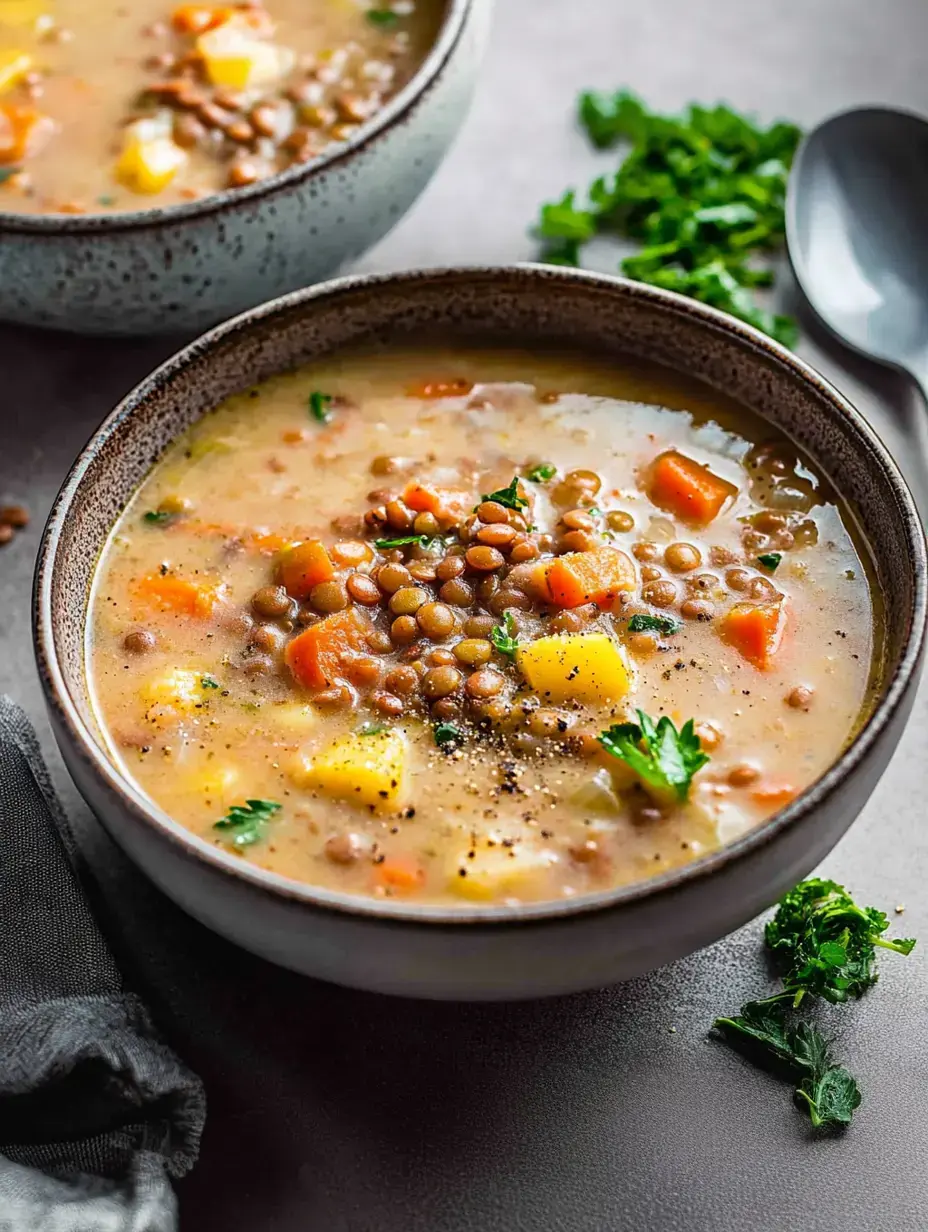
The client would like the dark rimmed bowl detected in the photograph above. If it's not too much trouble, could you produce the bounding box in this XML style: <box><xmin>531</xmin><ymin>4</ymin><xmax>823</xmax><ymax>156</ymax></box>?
<box><xmin>0</xmin><ymin>0</ymin><xmax>486</xmax><ymax>337</ymax></box>
<box><xmin>34</xmin><ymin>266</ymin><xmax>927</xmax><ymax>999</ymax></box>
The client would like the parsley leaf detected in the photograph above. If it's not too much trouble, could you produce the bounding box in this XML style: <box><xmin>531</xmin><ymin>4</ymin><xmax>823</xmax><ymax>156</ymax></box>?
<box><xmin>481</xmin><ymin>476</ymin><xmax>528</xmax><ymax>511</ymax></box>
<box><xmin>795</xmin><ymin>1065</ymin><xmax>862</xmax><ymax>1130</ymax></box>
<box><xmin>490</xmin><ymin>611</ymin><xmax>520</xmax><ymax>658</ymax></box>
<box><xmin>765</xmin><ymin>877</ymin><xmax>916</xmax><ymax>1006</ymax></box>
<box><xmin>366</xmin><ymin>6</ymin><xmax>398</xmax><ymax>26</ymax></box>
<box><xmin>374</xmin><ymin>533</ymin><xmax>438</xmax><ymax>549</ymax></box>
<box><xmin>627</xmin><ymin>613</ymin><xmax>681</xmax><ymax>636</ymax></box>
<box><xmin>534</xmin><ymin>91</ymin><xmax>802</xmax><ymax>347</ymax></box>
<box><xmin>308</xmin><ymin>390</ymin><xmax>334</xmax><ymax>422</ymax></box>
<box><xmin>359</xmin><ymin>722</ymin><xmax>388</xmax><ymax>736</ymax></box>
<box><xmin>434</xmin><ymin>722</ymin><xmax>464</xmax><ymax>748</ymax></box>
<box><xmin>599</xmin><ymin>709</ymin><xmax>709</xmax><ymax>804</ymax></box>
<box><xmin>213</xmin><ymin>799</ymin><xmax>281</xmax><ymax>848</ymax></box>
<box><xmin>0</xmin><ymin>167</ymin><xmax>20</xmax><ymax>186</ymax></box>
<box><xmin>526</xmin><ymin>462</ymin><xmax>557</xmax><ymax>482</ymax></box>
<box><xmin>200</xmin><ymin>675</ymin><xmax>220</xmax><ymax>690</ymax></box>
<box><xmin>143</xmin><ymin>510</ymin><xmax>173</xmax><ymax>525</ymax></box>
<box><xmin>757</xmin><ymin>552</ymin><xmax>782</xmax><ymax>571</ymax></box>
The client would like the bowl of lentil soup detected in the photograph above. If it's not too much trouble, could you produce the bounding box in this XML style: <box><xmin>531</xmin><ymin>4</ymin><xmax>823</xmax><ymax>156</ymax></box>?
<box><xmin>35</xmin><ymin>266</ymin><xmax>925</xmax><ymax>999</ymax></box>
<box><xmin>0</xmin><ymin>0</ymin><xmax>484</xmax><ymax>335</ymax></box>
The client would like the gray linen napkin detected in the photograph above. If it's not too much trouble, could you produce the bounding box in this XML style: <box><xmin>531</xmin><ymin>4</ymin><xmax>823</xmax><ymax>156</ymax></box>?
<box><xmin>0</xmin><ymin>697</ymin><xmax>206</xmax><ymax>1232</ymax></box>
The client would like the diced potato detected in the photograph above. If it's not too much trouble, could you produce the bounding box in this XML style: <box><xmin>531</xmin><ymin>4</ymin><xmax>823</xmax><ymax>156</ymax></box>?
<box><xmin>291</xmin><ymin>728</ymin><xmax>407</xmax><ymax>810</ymax></box>
<box><xmin>115</xmin><ymin>119</ymin><xmax>187</xmax><ymax>195</ymax></box>
<box><xmin>139</xmin><ymin>668</ymin><xmax>205</xmax><ymax>719</ymax></box>
<box><xmin>185</xmin><ymin>761</ymin><xmax>240</xmax><ymax>804</ymax></box>
<box><xmin>267</xmin><ymin>702</ymin><xmax>317</xmax><ymax>735</ymax></box>
<box><xmin>516</xmin><ymin>632</ymin><xmax>632</xmax><ymax>704</ymax></box>
<box><xmin>197</xmin><ymin>19</ymin><xmax>294</xmax><ymax>90</ymax></box>
<box><xmin>447</xmin><ymin>838</ymin><xmax>559</xmax><ymax>902</ymax></box>
<box><xmin>0</xmin><ymin>49</ymin><xmax>31</xmax><ymax>93</ymax></box>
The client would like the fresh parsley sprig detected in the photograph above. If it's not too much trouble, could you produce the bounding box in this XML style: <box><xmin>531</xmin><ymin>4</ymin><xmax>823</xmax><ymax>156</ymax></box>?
<box><xmin>490</xmin><ymin>611</ymin><xmax>520</xmax><ymax>658</ymax></box>
<box><xmin>373</xmin><ymin>533</ymin><xmax>442</xmax><ymax>550</ymax></box>
<box><xmin>526</xmin><ymin>462</ymin><xmax>557</xmax><ymax>482</ymax></box>
<box><xmin>213</xmin><ymin>799</ymin><xmax>281</xmax><ymax>849</ymax></box>
<box><xmin>627</xmin><ymin>613</ymin><xmax>681</xmax><ymax>636</ymax></box>
<box><xmin>757</xmin><ymin>552</ymin><xmax>782</xmax><ymax>571</ymax></box>
<box><xmin>599</xmin><ymin>709</ymin><xmax>708</xmax><ymax>804</ymax></box>
<box><xmin>481</xmin><ymin>476</ymin><xmax>529</xmax><ymax>511</ymax></box>
<box><xmin>308</xmin><ymin>390</ymin><xmax>334</xmax><ymax>422</ymax></box>
<box><xmin>434</xmin><ymin>722</ymin><xmax>464</xmax><ymax>748</ymax></box>
<box><xmin>534</xmin><ymin>90</ymin><xmax>802</xmax><ymax>347</ymax></box>
<box><xmin>142</xmin><ymin>510</ymin><xmax>173</xmax><ymax>525</ymax></box>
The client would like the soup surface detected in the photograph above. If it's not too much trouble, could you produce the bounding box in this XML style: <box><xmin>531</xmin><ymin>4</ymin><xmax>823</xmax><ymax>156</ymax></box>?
<box><xmin>0</xmin><ymin>0</ymin><xmax>440</xmax><ymax>214</ymax></box>
<box><xmin>89</xmin><ymin>350</ymin><xmax>879</xmax><ymax>907</ymax></box>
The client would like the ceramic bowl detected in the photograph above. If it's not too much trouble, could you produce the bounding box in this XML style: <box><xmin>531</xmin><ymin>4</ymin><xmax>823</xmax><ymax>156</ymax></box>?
<box><xmin>0</xmin><ymin>0</ymin><xmax>487</xmax><ymax>337</ymax></box>
<box><xmin>34</xmin><ymin>266</ymin><xmax>927</xmax><ymax>1000</ymax></box>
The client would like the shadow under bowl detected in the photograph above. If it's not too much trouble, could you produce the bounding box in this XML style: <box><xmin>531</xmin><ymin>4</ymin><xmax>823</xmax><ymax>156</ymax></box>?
<box><xmin>0</xmin><ymin>0</ymin><xmax>487</xmax><ymax>337</ymax></box>
<box><xmin>34</xmin><ymin>265</ymin><xmax>927</xmax><ymax>999</ymax></box>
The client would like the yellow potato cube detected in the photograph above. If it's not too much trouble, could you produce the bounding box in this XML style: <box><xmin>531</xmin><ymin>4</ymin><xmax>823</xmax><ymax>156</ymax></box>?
<box><xmin>447</xmin><ymin>839</ymin><xmax>559</xmax><ymax>902</ymax></box>
<box><xmin>516</xmin><ymin>632</ymin><xmax>632</xmax><ymax>704</ymax></box>
<box><xmin>0</xmin><ymin>49</ymin><xmax>32</xmax><ymax>93</ymax></box>
<box><xmin>267</xmin><ymin>702</ymin><xmax>317</xmax><ymax>736</ymax></box>
<box><xmin>292</xmin><ymin>728</ymin><xmax>407</xmax><ymax>811</ymax></box>
<box><xmin>185</xmin><ymin>762</ymin><xmax>240</xmax><ymax>805</ymax></box>
<box><xmin>140</xmin><ymin>668</ymin><xmax>202</xmax><ymax>716</ymax></box>
<box><xmin>197</xmin><ymin>20</ymin><xmax>293</xmax><ymax>90</ymax></box>
<box><xmin>116</xmin><ymin>121</ymin><xmax>187</xmax><ymax>195</ymax></box>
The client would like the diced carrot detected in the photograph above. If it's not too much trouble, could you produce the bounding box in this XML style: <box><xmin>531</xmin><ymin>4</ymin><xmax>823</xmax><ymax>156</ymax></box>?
<box><xmin>276</xmin><ymin>540</ymin><xmax>335</xmax><ymax>599</ymax></box>
<box><xmin>406</xmin><ymin>378</ymin><xmax>473</xmax><ymax>399</ymax></box>
<box><xmin>402</xmin><ymin>481</ymin><xmax>472</xmax><ymax>523</ymax></box>
<box><xmin>373</xmin><ymin>856</ymin><xmax>425</xmax><ymax>893</ymax></box>
<box><xmin>751</xmin><ymin>779</ymin><xmax>799</xmax><ymax>809</ymax></box>
<box><xmin>243</xmin><ymin>529</ymin><xmax>298</xmax><ymax>555</ymax></box>
<box><xmin>285</xmin><ymin>607</ymin><xmax>372</xmax><ymax>690</ymax></box>
<box><xmin>171</xmin><ymin>5</ymin><xmax>236</xmax><ymax>34</ymax></box>
<box><xmin>545</xmin><ymin>546</ymin><xmax>637</xmax><ymax>609</ymax></box>
<box><xmin>720</xmin><ymin>600</ymin><xmax>787</xmax><ymax>669</ymax></box>
<box><xmin>0</xmin><ymin>104</ymin><xmax>55</xmax><ymax>165</ymax></box>
<box><xmin>648</xmin><ymin>450</ymin><xmax>738</xmax><ymax>526</ymax></box>
<box><xmin>132</xmin><ymin>574</ymin><xmax>221</xmax><ymax>619</ymax></box>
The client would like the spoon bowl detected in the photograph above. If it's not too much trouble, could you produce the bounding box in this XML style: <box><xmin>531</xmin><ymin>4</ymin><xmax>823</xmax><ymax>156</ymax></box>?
<box><xmin>787</xmin><ymin>105</ymin><xmax>928</xmax><ymax>395</ymax></box>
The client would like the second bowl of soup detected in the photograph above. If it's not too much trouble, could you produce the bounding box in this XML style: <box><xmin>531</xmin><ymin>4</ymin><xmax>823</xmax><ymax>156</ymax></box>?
<box><xmin>35</xmin><ymin>266</ymin><xmax>926</xmax><ymax>997</ymax></box>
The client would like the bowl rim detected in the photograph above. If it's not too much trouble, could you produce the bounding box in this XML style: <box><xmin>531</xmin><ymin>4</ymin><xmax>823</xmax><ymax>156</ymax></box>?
<box><xmin>0</xmin><ymin>0</ymin><xmax>471</xmax><ymax>234</ymax></box>
<box><xmin>34</xmin><ymin>264</ymin><xmax>928</xmax><ymax>928</ymax></box>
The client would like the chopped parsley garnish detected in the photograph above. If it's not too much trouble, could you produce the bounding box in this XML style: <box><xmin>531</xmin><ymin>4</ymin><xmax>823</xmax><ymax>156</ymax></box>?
<box><xmin>308</xmin><ymin>390</ymin><xmax>334</xmax><ymax>422</ymax></box>
<box><xmin>599</xmin><ymin>709</ymin><xmax>708</xmax><ymax>804</ymax></box>
<box><xmin>97</xmin><ymin>194</ymin><xmax>116</xmax><ymax>206</ymax></box>
<box><xmin>213</xmin><ymin>799</ymin><xmax>281</xmax><ymax>849</ymax></box>
<box><xmin>628</xmin><ymin>613</ymin><xmax>681</xmax><ymax>636</ymax></box>
<box><xmin>200</xmin><ymin>675</ymin><xmax>220</xmax><ymax>690</ymax></box>
<box><xmin>713</xmin><ymin>1001</ymin><xmax>860</xmax><ymax>1131</ymax></box>
<box><xmin>765</xmin><ymin>877</ymin><xmax>916</xmax><ymax>1006</ymax></box>
<box><xmin>713</xmin><ymin>879</ymin><xmax>915</xmax><ymax>1132</ymax></box>
<box><xmin>374</xmin><ymin>533</ymin><xmax>438</xmax><ymax>550</ymax></box>
<box><xmin>534</xmin><ymin>90</ymin><xmax>802</xmax><ymax>347</ymax></box>
<box><xmin>0</xmin><ymin>167</ymin><xmax>19</xmax><ymax>186</ymax></box>
<box><xmin>434</xmin><ymin>722</ymin><xmax>464</xmax><ymax>748</ymax></box>
<box><xmin>481</xmin><ymin>476</ymin><xmax>529</xmax><ymax>511</ymax></box>
<box><xmin>490</xmin><ymin>611</ymin><xmax>520</xmax><ymax>658</ymax></box>
<box><xmin>757</xmin><ymin>552</ymin><xmax>782</xmax><ymax>571</ymax></box>
<box><xmin>359</xmin><ymin>722</ymin><xmax>388</xmax><ymax>736</ymax></box>
<box><xmin>366</xmin><ymin>6</ymin><xmax>399</xmax><ymax>26</ymax></box>
<box><xmin>142</xmin><ymin>510</ymin><xmax>173</xmax><ymax>525</ymax></box>
<box><xmin>526</xmin><ymin>462</ymin><xmax>557</xmax><ymax>482</ymax></box>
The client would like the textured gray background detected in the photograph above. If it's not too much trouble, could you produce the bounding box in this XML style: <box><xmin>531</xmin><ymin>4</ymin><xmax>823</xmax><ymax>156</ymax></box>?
<box><xmin>2</xmin><ymin>1</ymin><xmax>928</xmax><ymax>1228</ymax></box>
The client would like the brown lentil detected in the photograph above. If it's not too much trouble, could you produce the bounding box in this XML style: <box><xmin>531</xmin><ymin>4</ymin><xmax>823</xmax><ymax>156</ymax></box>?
<box><xmin>417</xmin><ymin>601</ymin><xmax>456</xmax><ymax>640</ymax></box>
<box><xmin>413</xmin><ymin>511</ymin><xmax>441</xmax><ymax>536</ymax></box>
<box><xmin>407</xmin><ymin>560</ymin><xmax>438</xmax><ymax>583</ymax></box>
<box><xmin>488</xmin><ymin>587</ymin><xmax>531</xmax><ymax>616</ymax></box>
<box><xmin>560</xmin><ymin>529</ymin><xmax>599</xmax><ymax>553</ymax></box>
<box><xmin>376</xmin><ymin>563</ymin><xmax>412</xmax><ymax>594</ymax></box>
<box><xmin>251</xmin><ymin>623</ymin><xmax>285</xmax><ymax>653</ymax></box>
<box><xmin>435</xmin><ymin>555</ymin><xmax>465</xmax><ymax>582</ymax></box>
<box><xmin>310</xmin><ymin>580</ymin><xmax>349</xmax><ymax>614</ymax></box>
<box><xmin>312</xmin><ymin>683</ymin><xmax>355</xmax><ymax>709</ymax></box>
<box><xmin>439</xmin><ymin>578</ymin><xmax>475</xmax><ymax>607</ymax></box>
<box><xmin>123</xmin><ymin>629</ymin><xmax>156</xmax><ymax>654</ymax></box>
<box><xmin>606</xmin><ymin>510</ymin><xmax>635</xmax><ymax>533</ymax></box>
<box><xmin>343</xmin><ymin>655</ymin><xmax>382</xmax><ymax>688</ymax></box>
<box><xmin>431</xmin><ymin>697</ymin><xmax>461</xmax><ymax>721</ymax></box>
<box><xmin>748</xmin><ymin>577</ymin><xmax>779</xmax><ymax>602</ymax></box>
<box><xmin>680</xmin><ymin>598</ymin><xmax>714</xmax><ymax>622</ymax></box>
<box><xmin>370</xmin><ymin>455</ymin><xmax>402</xmax><ymax>476</ymax></box>
<box><xmin>390</xmin><ymin>615</ymin><xmax>419</xmax><ymax>646</ymax></box>
<box><xmin>389</xmin><ymin>586</ymin><xmax>428</xmax><ymax>616</ymax></box>
<box><xmin>423</xmin><ymin>666</ymin><xmax>463</xmax><ymax>699</ymax></box>
<box><xmin>529</xmin><ymin>708</ymin><xmax>571</xmax><ymax>737</ymax></box>
<box><xmin>629</xmin><ymin>631</ymin><xmax>660</xmax><ymax>657</ymax></box>
<box><xmin>243</xmin><ymin>654</ymin><xmax>274</xmax><ymax>678</ymax></box>
<box><xmin>465</xmin><ymin>668</ymin><xmax>505</xmax><ymax>700</ymax></box>
<box><xmin>562</xmin><ymin>509</ymin><xmax>595</xmax><ymax>531</ymax></box>
<box><xmin>477</xmin><ymin>500</ymin><xmax>510</xmax><ymax>524</ymax></box>
<box><xmin>367</xmin><ymin>629</ymin><xmax>393</xmax><ymax>655</ymax></box>
<box><xmin>331</xmin><ymin>540</ymin><xmax>373</xmax><ymax>569</ymax></box>
<box><xmin>664</xmin><ymin>542</ymin><xmax>702</xmax><ymax>573</ymax></box>
<box><xmin>251</xmin><ymin>584</ymin><xmax>291</xmax><ymax>619</ymax></box>
<box><xmin>324</xmin><ymin>833</ymin><xmax>365</xmax><ymax>865</ymax></box>
<box><xmin>371</xmin><ymin>690</ymin><xmax>405</xmax><ymax>717</ymax></box>
<box><xmin>385</xmin><ymin>499</ymin><xmax>413</xmax><ymax>532</ymax></box>
<box><xmin>346</xmin><ymin>574</ymin><xmax>381</xmax><ymax>606</ymax></box>
<box><xmin>464</xmin><ymin>613</ymin><xmax>498</xmax><ymax>638</ymax></box>
<box><xmin>476</xmin><ymin>575</ymin><xmax>500</xmax><ymax>603</ymax></box>
<box><xmin>466</xmin><ymin>545</ymin><xmax>504</xmax><ymax>572</ymax></box>
<box><xmin>633</xmin><ymin>541</ymin><xmax>660</xmax><ymax>562</ymax></box>
<box><xmin>548</xmin><ymin>610</ymin><xmax>584</xmax><ymax>635</ymax></box>
<box><xmin>786</xmin><ymin>684</ymin><xmax>815</xmax><ymax>710</ymax></box>
<box><xmin>453</xmin><ymin>638</ymin><xmax>493</xmax><ymax>667</ymax></box>
<box><xmin>509</xmin><ymin>538</ymin><xmax>540</xmax><ymax>563</ymax></box>
<box><xmin>476</xmin><ymin>523</ymin><xmax>516</xmax><ymax>550</ymax></box>
<box><xmin>640</xmin><ymin>565</ymin><xmax>662</xmax><ymax>583</ymax></box>
<box><xmin>424</xmin><ymin>648</ymin><xmax>457</xmax><ymax>668</ymax></box>
<box><xmin>728</xmin><ymin>763</ymin><xmax>760</xmax><ymax>788</ymax></box>
<box><xmin>642</xmin><ymin>579</ymin><xmax>677</xmax><ymax>608</ymax></box>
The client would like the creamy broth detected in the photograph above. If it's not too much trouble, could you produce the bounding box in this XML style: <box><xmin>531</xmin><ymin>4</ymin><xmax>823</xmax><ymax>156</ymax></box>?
<box><xmin>88</xmin><ymin>350</ymin><xmax>879</xmax><ymax>907</ymax></box>
<box><xmin>0</xmin><ymin>1</ymin><xmax>442</xmax><ymax>214</ymax></box>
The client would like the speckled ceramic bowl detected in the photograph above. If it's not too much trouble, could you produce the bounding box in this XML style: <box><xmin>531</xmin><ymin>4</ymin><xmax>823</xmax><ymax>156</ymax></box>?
<box><xmin>0</xmin><ymin>0</ymin><xmax>487</xmax><ymax>337</ymax></box>
<box><xmin>35</xmin><ymin>266</ymin><xmax>927</xmax><ymax>999</ymax></box>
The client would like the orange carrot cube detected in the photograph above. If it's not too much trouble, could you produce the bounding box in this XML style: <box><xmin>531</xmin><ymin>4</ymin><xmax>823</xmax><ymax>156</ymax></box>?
<box><xmin>285</xmin><ymin>607</ymin><xmax>372</xmax><ymax>690</ymax></box>
<box><xmin>545</xmin><ymin>546</ymin><xmax>637</xmax><ymax>609</ymax></box>
<box><xmin>720</xmin><ymin>600</ymin><xmax>787</xmax><ymax>669</ymax></box>
<box><xmin>649</xmin><ymin>451</ymin><xmax>738</xmax><ymax>526</ymax></box>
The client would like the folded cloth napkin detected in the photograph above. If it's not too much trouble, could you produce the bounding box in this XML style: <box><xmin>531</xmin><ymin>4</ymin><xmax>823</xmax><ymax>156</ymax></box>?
<box><xmin>0</xmin><ymin>697</ymin><xmax>206</xmax><ymax>1232</ymax></box>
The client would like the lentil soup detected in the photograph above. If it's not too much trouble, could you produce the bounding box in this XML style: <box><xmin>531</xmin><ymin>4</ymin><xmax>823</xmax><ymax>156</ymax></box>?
<box><xmin>88</xmin><ymin>350</ymin><xmax>879</xmax><ymax>907</ymax></box>
<box><xmin>0</xmin><ymin>1</ymin><xmax>442</xmax><ymax>214</ymax></box>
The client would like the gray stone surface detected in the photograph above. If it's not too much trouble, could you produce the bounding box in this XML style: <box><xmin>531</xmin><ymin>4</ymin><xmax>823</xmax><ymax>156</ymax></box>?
<box><xmin>2</xmin><ymin>1</ymin><xmax>928</xmax><ymax>1227</ymax></box>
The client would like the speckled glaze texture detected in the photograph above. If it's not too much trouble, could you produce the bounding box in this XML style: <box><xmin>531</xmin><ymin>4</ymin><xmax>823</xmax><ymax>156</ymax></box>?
<box><xmin>0</xmin><ymin>0</ymin><xmax>487</xmax><ymax>337</ymax></box>
<box><xmin>34</xmin><ymin>267</ymin><xmax>927</xmax><ymax>999</ymax></box>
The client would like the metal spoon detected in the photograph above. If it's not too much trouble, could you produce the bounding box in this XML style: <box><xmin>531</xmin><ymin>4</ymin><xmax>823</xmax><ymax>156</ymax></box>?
<box><xmin>787</xmin><ymin>105</ymin><xmax>928</xmax><ymax>404</ymax></box>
